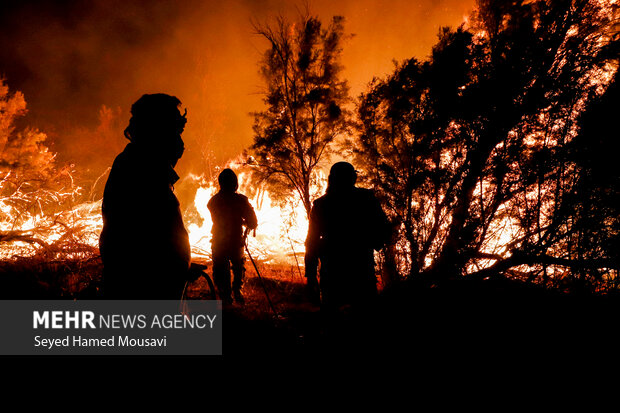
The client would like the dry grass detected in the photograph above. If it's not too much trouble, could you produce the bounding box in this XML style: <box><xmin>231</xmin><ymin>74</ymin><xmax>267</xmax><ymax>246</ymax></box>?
<box><xmin>0</xmin><ymin>255</ymin><xmax>103</xmax><ymax>299</ymax></box>
<box><xmin>186</xmin><ymin>260</ymin><xmax>315</xmax><ymax>320</ymax></box>
<box><xmin>0</xmin><ymin>255</ymin><xmax>313</xmax><ymax>318</ymax></box>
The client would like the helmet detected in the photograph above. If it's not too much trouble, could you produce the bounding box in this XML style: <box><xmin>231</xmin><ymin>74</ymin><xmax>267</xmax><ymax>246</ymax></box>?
<box><xmin>124</xmin><ymin>93</ymin><xmax>187</xmax><ymax>143</ymax></box>
<box><xmin>328</xmin><ymin>162</ymin><xmax>357</xmax><ymax>192</ymax></box>
<box><xmin>218</xmin><ymin>168</ymin><xmax>239</xmax><ymax>192</ymax></box>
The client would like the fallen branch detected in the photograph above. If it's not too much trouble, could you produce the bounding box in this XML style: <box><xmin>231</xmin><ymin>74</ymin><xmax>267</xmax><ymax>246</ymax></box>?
<box><xmin>0</xmin><ymin>230</ymin><xmax>49</xmax><ymax>248</ymax></box>
<box><xmin>468</xmin><ymin>251</ymin><xmax>619</xmax><ymax>280</ymax></box>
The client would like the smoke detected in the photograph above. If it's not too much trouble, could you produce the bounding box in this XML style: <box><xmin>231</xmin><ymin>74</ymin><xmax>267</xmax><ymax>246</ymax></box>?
<box><xmin>0</xmin><ymin>0</ymin><xmax>475</xmax><ymax>179</ymax></box>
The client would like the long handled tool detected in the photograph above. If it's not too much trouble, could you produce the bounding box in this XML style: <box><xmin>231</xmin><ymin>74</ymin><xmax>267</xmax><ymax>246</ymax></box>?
<box><xmin>180</xmin><ymin>262</ymin><xmax>216</xmax><ymax>315</ymax></box>
<box><xmin>180</xmin><ymin>280</ymin><xmax>190</xmax><ymax>316</ymax></box>
<box><xmin>243</xmin><ymin>227</ymin><xmax>279</xmax><ymax>317</ymax></box>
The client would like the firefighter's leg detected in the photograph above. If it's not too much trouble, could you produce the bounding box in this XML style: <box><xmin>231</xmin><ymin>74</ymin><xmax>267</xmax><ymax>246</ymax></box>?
<box><xmin>231</xmin><ymin>249</ymin><xmax>246</xmax><ymax>304</ymax></box>
<box><xmin>212</xmin><ymin>252</ymin><xmax>232</xmax><ymax>304</ymax></box>
<box><xmin>318</xmin><ymin>269</ymin><xmax>339</xmax><ymax>320</ymax></box>
<box><xmin>318</xmin><ymin>276</ymin><xmax>341</xmax><ymax>338</ymax></box>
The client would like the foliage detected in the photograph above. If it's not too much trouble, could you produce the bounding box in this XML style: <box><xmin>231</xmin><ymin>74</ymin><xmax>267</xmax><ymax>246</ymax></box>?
<box><xmin>0</xmin><ymin>79</ymin><xmax>100</xmax><ymax>260</ymax></box>
<box><xmin>249</xmin><ymin>12</ymin><xmax>353</xmax><ymax>216</ymax></box>
<box><xmin>353</xmin><ymin>0</ymin><xmax>619</xmax><ymax>290</ymax></box>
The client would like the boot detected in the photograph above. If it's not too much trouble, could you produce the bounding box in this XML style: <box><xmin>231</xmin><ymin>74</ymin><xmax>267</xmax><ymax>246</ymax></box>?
<box><xmin>221</xmin><ymin>293</ymin><xmax>233</xmax><ymax>307</ymax></box>
<box><xmin>233</xmin><ymin>289</ymin><xmax>245</xmax><ymax>305</ymax></box>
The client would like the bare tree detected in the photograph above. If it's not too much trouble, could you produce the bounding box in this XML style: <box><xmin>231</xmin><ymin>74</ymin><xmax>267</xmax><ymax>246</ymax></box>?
<box><xmin>249</xmin><ymin>12</ymin><xmax>353</xmax><ymax>217</ymax></box>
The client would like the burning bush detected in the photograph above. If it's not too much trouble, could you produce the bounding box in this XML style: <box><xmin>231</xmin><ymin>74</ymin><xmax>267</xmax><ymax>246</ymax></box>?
<box><xmin>353</xmin><ymin>0</ymin><xmax>620</xmax><ymax>291</ymax></box>
<box><xmin>0</xmin><ymin>80</ymin><xmax>316</xmax><ymax>270</ymax></box>
<box><xmin>0</xmin><ymin>79</ymin><xmax>101</xmax><ymax>261</ymax></box>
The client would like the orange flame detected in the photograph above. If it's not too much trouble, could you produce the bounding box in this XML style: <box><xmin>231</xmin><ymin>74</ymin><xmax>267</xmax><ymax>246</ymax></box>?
<box><xmin>1</xmin><ymin>165</ymin><xmax>326</xmax><ymax>265</ymax></box>
<box><xmin>188</xmin><ymin>166</ymin><xmax>326</xmax><ymax>264</ymax></box>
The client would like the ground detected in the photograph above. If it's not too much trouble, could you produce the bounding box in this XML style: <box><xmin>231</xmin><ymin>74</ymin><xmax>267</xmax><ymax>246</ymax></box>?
<box><xmin>190</xmin><ymin>260</ymin><xmax>620</xmax><ymax>362</ymax></box>
<box><xmin>1</xmin><ymin>256</ymin><xmax>618</xmax><ymax>364</ymax></box>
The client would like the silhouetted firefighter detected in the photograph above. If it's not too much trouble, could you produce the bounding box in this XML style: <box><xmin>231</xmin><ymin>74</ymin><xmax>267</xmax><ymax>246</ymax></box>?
<box><xmin>207</xmin><ymin>169</ymin><xmax>258</xmax><ymax>305</ymax></box>
<box><xmin>100</xmin><ymin>93</ymin><xmax>192</xmax><ymax>299</ymax></box>
<box><xmin>305</xmin><ymin>162</ymin><xmax>390</xmax><ymax>313</ymax></box>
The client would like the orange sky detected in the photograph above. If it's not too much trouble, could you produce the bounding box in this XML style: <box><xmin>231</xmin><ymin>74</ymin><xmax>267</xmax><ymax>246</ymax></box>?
<box><xmin>0</xmin><ymin>0</ymin><xmax>476</xmax><ymax>174</ymax></box>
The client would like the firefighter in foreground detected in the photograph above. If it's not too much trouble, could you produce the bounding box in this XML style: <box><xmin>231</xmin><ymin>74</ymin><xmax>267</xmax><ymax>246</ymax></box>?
<box><xmin>100</xmin><ymin>93</ymin><xmax>192</xmax><ymax>299</ymax></box>
<box><xmin>305</xmin><ymin>162</ymin><xmax>390</xmax><ymax>314</ymax></box>
<box><xmin>207</xmin><ymin>169</ymin><xmax>258</xmax><ymax>305</ymax></box>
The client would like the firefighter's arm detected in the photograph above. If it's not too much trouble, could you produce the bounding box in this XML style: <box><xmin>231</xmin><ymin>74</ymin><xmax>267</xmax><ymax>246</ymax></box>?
<box><xmin>304</xmin><ymin>245</ymin><xmax>320</xmax><ymax>304</ymax></box>
<box><xmin>303</xmin><ymin>204</ymin><xmax>320</xmax><ymax>304</ymax></box>
<box><xmin>242</xmin><ymin>198</ymin><xmax>258</xmax><ymax>230</ymax></box>
<box><xmin>304</xmin><ymin>254</ymin><xmax>319</xmax><ymax>282</ymax></box>
<box><xmin>304</xmin><ymin>206</ymin><xmax>320</xmax><ymax>282</ymax></box>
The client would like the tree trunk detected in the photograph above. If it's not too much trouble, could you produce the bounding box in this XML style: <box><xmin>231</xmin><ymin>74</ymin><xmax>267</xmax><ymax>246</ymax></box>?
<box><xmin>429</xmin><ymin>134</ymin><xmax>496</xmax><ymax>279</ymax></box>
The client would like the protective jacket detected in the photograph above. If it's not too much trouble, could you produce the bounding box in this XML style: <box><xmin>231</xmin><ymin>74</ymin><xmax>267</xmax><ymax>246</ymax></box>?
<box><xmin>207</xmin><ymin>191</ymin><xmax>258</xmax><ymax>253</ymax></box>
<box><xmin>99</xmin><ymin>143</ymin><xmax>191</xmax><ymax>299</ymax></box>
<box><xmin>305</xmin><ymin>187</ymin><xmax>389</xmax><ymax>307</ymax></box>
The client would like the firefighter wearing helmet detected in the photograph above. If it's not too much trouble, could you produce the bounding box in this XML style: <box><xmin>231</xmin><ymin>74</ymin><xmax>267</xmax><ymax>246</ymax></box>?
<box><xmin>100</xmin><ymin>93</ymin><xmax>191</xmax><ymax>299</ymax></box>
<box><xmin>207</xmin><ymin>168</ymin><xmax>258</xmax><ymax>305</ymax></box>
<box><xmin>305</xmin><ymin>162</ymin><xmax>390</xmax><ymax>313</ymax></box>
